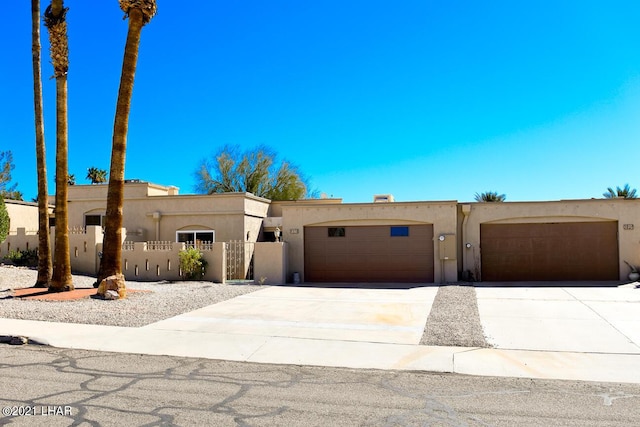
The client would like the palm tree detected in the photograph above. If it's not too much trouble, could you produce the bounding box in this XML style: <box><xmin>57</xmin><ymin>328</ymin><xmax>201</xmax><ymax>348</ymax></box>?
<box><xmin>86</xmin><ymin>167</ymin><xmax>108</xmax><ymax>184</ymax></box>
<box><xmin>474</xmin><ymin>191</ymin><xmax>506</xmax><ymax>202</ymax></box>
<box><xmin>31</xmin><ymin>0</ymin><xmax>52</xmax><ymax>288</ymax></box>
<box><xmin>603</xmin><ymin>184</ymin><xmax>637</xmax><ymax>199</ymax></box>
<box><xmin>100</xmin><ymin>0</ymin><xmax>157</xmax><ymax>289</ymax></box>
<box><xmin>44</xmin><ymin>0</ymin><xmax>73</xmax><ymax>292</ymax></box>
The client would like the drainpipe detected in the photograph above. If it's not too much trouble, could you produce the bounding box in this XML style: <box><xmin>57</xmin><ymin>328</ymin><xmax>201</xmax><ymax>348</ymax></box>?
<box><xmin>461</xmin><ymin>204</ymin><xmax>471</xmax><ymax>276</ymax></box>
<box><xmin>152</xmin><ymin>211</ymin><xmax>161</xmax><ymax>241</ymax></box>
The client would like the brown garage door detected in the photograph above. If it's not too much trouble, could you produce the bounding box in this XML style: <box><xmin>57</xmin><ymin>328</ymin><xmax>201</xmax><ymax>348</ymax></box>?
<box><xmin>481</xmin><ymin>222</ymin><xmax>618</xmax><ymax>281</ymax></box>
<box><xmin>304</xmin><ymin>225</ymin><xmax>434</xmax><ymax>283</ymax></box>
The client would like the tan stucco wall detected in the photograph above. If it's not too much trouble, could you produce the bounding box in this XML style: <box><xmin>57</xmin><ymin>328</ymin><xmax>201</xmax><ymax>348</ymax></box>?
<box><xmin>0</xmin><ymin>229</ymin><xmax>39</xmax><ymax>257</ymax></box>
<box><xmin>461</xmin><ymin>199</ymin><xmax>640</xmax><ymax>280</ymax></box>
<box><xmin>4</xmin><ymin>200</ymin><xmax>44</xmax><ymax>233</ymax></box>
<box><xmin>62</xmin><ymin>183</ymin><xmax>270</xmax><ymax>244</ymax></box>
<box><xmin>280</xmin><ymin>201</ymin><xmax>459</xmax><ymax>283</ymax></box>
<box><xmin>122</xmin><ymin>242</ymin><xmax>225</xmax><ymax>282</ymax></box>
<box><xmin>254</xmin><ymin>242</ymin><xmax>287</xmax><ymax>284</ymax></box>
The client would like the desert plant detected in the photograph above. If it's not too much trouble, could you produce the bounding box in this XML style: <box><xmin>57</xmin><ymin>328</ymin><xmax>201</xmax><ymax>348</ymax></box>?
<box><xmin>474</xmin><ymin>191</ymin><xmax>506</xmax><ymax>202</ymax></box>
<box><xmin>100</xmin><ymin>0</ymin><xmax>157</xmax><ymax>290</ymax></box>
<box><xmin>86</xmin><ymin>166</ymin><xmax>107</xmax><ymax>184</ymax></box>
<box><xmin>0</xmin><ymin>196</ymin><xmax>8</xmax><ymax>243</ymax></box>
<box><xmin>4</xmin><ymin>249</ymin><xmax>39</xmax><ymax>267</ymax></box>
<box><xmin>45</xmin><ymin>0</ymin><xmax>74</xmax><ymax>292</ymax></box>
<box><xmin>32</xmin><ymin>0</ymin><xmax>52</xmax><ymax>287</ymax></box>
<box><xmin>178</xmin><ymin>247</ymin><xmax>207</xmax><ymax>280</ymax></box>
<box><xmin>603</xmin><ymin>184</ymin><xmax>637</xmax><ymax>199</ymax></box>
<box><xmin>195</xmin><ymin>145</ymin><xmax>310</xmax><ymax>200</ymax></box>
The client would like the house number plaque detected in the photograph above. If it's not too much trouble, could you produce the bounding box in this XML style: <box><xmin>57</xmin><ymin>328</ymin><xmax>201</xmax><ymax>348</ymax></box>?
<box><xmin>623</xmin><ymin>224</ymin><xmax>634</xmax><ymax>230</ymax></box>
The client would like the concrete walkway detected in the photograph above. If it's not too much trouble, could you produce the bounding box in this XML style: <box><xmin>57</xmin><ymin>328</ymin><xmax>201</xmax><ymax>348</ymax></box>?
<box><xmin>1</xmin><ymin>284</ymin><xmax>639</xmax><ymax>384</ymax></box>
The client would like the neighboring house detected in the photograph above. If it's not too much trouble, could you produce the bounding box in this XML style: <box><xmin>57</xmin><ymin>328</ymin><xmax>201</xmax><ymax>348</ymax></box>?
<box><xmin>0</xmin><ymin>200</ymin><xmax>52</xmax><ymax>256</ymax></box>
<box><xmin>55</xmin><ymin>181</ymin><xmax>270</xmax><ymax>244</ymax></box>
<box><xmin>459</xmin><ymin>199</ymin><xmax>640</xmax><ymax>282</ymax></box>
<box><xmin>4</xmin><ymin>199</ymin><xmax>42</xmax><ymax>233</ymax></box>
<box><xmin>4</xmin><ymin>181</ymin><xmax>640</xmax><ymax>284</ymax></box>
<box><xmin>272</xmin><ymin>198</ymin><xmax>458</xmax><ymax>283</ymax></box>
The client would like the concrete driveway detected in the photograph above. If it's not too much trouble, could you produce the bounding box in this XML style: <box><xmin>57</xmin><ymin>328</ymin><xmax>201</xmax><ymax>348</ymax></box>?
<box><xmin>476</xmin><ymin>286</ymin><xmax>640</xmax><ymax>354</ymax></box>
<box><xmin>145</xmin><ymin>285</ymin><xmax>439</xmax><ymax>345</ymax></box>
<box><xmin>4</xmin><ymin>282</ymin><xmax>640</xmax><ymax>383</ymax></box>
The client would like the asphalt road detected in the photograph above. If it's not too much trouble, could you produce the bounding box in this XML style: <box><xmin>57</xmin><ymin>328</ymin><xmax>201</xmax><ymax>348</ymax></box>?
<box><xmin>1</xmin><ymin>345</ymin><xmax>639</xmax><ymax>426</ymax></box>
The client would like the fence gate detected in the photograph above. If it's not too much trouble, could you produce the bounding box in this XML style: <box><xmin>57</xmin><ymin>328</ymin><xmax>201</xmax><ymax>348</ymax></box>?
<box><xmin>225</xmin><ymin>241</ymin><xmax>255</xmax><ymax>281</ymax></box>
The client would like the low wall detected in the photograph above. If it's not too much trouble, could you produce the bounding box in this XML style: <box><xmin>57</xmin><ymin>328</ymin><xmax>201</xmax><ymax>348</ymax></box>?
<box><xmin>2</xmin><ymin>227</ymin><xmax>288</xmax><ymax>285</ymax></box>
<box><xmin>0</xmin><ymin>228</ymin><xmax>39</xmax><ymax>257</ymax></box>
<box><xmin>122</xmin><ymin>242</ymin><xmax>226</xmax><ymax>283</ymax></box>
<box><xmin>254</xmin><ymin>242</ymin><xmax>287</xmax><ymax>284</ymax></box>
<box><xmin>69</xmin><ymin>226</ymin><xmax>103</xmax><ymax>275</ymax></box>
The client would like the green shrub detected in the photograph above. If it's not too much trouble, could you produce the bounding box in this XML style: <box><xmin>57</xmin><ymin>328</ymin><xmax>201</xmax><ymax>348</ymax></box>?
<box><xmin>3</xmin><ymin>249</ymin><xmax>38</xmax><ymax>267</ymax></box>
<box><xmin>178</xmin><ymin>247</ymin><xmax>207</xmax><ymax>280</ymax></box>
<box><xmin>0</xmin><ymin>197</ymin><xmax>8</xmax><ymax>243</ymax></box>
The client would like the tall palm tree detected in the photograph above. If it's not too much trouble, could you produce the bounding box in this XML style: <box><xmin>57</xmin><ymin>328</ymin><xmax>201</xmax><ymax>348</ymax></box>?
<box><xmin>100</xmin><ymin>0</ymin><xmax>157</xmax><ymax>288</ymax></box>
<box><xmin>474</xmin><ymin>191</ymin><xmax>506</xmax><ymax>202</ymax></box>
<box><xmin>86</xmin><ymin>167</ymin><xmax>108</xmax><ymax>184</ymax></box>
<box><xmin>44</xmin><ymin>0</ymin><xmax>73</xmax><ymax>292</ymax></box>
<box><xmin>32</xmin><ymin>0</ymin><xmax>52</xmax><ymax>288</ymax></box>
<box><xmin>603</xmin><ymin>184</ymin><xmax>637</xmax><ymax>199</ymax></box>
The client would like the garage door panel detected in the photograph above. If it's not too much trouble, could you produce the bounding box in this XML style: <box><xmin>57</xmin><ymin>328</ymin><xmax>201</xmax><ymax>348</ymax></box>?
<box><xmin>304</xmin><ymin>225</ymin><xmax>434</xmax><ymax>283</ymax></box>
<box><xmin>481</xmin><ymin>222</ymin><xmax>618</xmax><ymax>281</ymax></box>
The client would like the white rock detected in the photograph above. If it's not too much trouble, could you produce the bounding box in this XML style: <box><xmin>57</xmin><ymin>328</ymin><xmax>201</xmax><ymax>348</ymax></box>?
<box><xmin>104</xmin><ymin>290</ymin><xmax>120</xmax><ymax>300</ymax></box>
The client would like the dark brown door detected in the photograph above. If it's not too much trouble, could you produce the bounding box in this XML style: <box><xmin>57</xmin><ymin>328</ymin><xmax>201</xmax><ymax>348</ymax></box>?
<box><xmin>304</xmin><ymin>225</ymin><xmax>434</xmax><ymax>283</ymax></box>
<box><xmin>481</xmin><ymin>222</ymin><xmax>618</xmax><ymax>281</ymax></box>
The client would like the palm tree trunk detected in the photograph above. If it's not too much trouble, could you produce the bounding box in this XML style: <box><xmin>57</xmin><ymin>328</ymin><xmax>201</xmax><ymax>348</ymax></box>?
<box><xmin>45</xmin><ymin>0</ymin><xmax>73</xmax><ymax>292</ymax></box>
<box><xmin>32</xmin><ymin>0</ymin><xmax>52</xmax><ymax>288</ymax></box>
<box><xmin>100</xmin><ymin>4</ymin><xmax>153</xmax><ymax>289</ymax></box>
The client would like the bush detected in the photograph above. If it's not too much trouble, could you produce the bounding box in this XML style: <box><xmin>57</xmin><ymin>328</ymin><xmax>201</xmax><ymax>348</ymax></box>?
<box><xmin>0</xmin><ymin>197</ymin><xmax>8</xmax><ymax>243</ymax></box>
<box><xmin>178</xmin><ymin>247</ymin><xmax>207</xmax><ymax>280</ymax></box>
<box><xmin>3</xmin><ymin>249</ymin><xmax>38</xmax><ymax>267</ymax></box>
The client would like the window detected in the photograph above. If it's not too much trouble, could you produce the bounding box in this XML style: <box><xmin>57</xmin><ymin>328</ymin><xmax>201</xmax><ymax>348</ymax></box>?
<box><xmin>390</xmin><ymin>226</ymin><xmax>409</xmax><ymax>237</ymax></box>
<box><xmin>176</xmin><ymin>230</ymin><xmax>215</xmax><ymax>243</ymax></box>
<box><xmin>84</xmin><ymin>214</ymin><xmax>105</xmax><ymax>227</ymax></box>
<box><xmin>328</xmin><ymin>227</ymin><xmax>346</xmax><ymax>237</ymax></box>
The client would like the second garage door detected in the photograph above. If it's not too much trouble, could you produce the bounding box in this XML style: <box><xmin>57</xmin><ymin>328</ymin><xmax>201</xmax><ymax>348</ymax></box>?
<box><xmin>481</xmin><ymin>221</ymin><xmax>619</xmax><ymax>281</ymax></box>
<box><xmin>304</xmin><ymin>225</ymin><xmax>434</xmax><ymax>283</ymax></box>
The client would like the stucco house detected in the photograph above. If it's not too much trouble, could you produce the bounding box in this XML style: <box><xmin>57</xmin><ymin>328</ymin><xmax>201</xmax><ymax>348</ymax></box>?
<box><xmin>3</xmin><ymin>199</ymin><xmax>46</xmax><ymax>234</ymax></box>
<box><xmin>56</xmin><ymin>181</ymin><xmax>270</xmax><ymax>244</ymax></box>
<box><xmin>3</xmin><ymin>181</ymin><xmax>639</xmax><ymax>284</ymax></box>
<box><xmin>459</xmin><ymin>199</ymin><xmax>640</xmax><ymax>282</ymax></box>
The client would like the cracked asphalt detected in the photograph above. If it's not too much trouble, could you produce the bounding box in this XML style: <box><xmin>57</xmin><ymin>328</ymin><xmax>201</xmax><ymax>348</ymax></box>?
<box><xmin>1</xmin><ymin>346</ymin><xmax>639</xmax><ymax>426</ymax></box>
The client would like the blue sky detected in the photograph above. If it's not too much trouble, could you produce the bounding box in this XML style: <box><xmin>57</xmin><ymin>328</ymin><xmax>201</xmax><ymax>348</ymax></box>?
<box><xmin>3</xmin><ymin>1</ymin><xmax>640</xmax><ymax>203</ymax></box>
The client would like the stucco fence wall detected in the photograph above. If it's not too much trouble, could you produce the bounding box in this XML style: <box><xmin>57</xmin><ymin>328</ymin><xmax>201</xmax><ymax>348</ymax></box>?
<box><xmin>1</xmin><ymin>226</ymin><xmax>288</xmax><ymax>285</ymax></box>
<box><xmin>0</xmin><ymin>228</ymin><xmax>40</xmax><ymax>257</ymax></box>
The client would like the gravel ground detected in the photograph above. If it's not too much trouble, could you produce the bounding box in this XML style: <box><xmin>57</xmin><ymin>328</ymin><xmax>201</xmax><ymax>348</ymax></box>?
<box><xmin>420</xmin><ymin>284</ymin><xmax>490</xmax><ymax>347</ymax></box>
<box><xmin>0</xmin><ymin>265</ymin><xmax>265</xmax><ymax>327</ymax></box>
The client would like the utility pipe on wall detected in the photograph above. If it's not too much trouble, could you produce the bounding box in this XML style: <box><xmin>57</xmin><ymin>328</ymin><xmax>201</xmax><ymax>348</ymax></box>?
<box><xmin>152</xmin><ymin>211</ymin><xmax>161</xmax><ymax>241</ymax></box>
<box><xmin>461</xmin><ymin>204</ymin><xmax>471</xmax><ymax>276</ymax></box>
